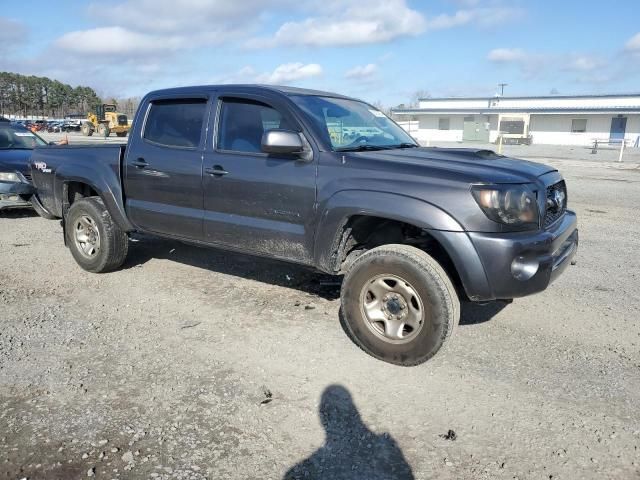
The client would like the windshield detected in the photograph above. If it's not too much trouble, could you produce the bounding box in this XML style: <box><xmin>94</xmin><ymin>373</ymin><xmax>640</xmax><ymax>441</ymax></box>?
<box><xmin>0</xmin><ymin>125</ymin><xmax>47</xmax><ymax>149</ymax></box>
<box><xmin>291</xmin><ymin>95</ymin><xmax>417</xmax><ymax>151</ymax></box>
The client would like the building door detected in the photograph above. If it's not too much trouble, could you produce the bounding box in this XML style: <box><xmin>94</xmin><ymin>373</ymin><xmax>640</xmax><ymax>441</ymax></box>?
<box><xmin>610</xmin><ymin>117</ymin><xmax>627</xmax><ymax>143</ymax></box>
<box><xmin>463</xmin><ymin>116</ymin><xmax>489</xmax><ymax>142</ymax></box>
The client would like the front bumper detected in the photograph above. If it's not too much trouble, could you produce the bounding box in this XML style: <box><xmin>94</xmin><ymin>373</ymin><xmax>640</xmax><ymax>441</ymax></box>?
<box><xmin>0</xmin><ymin>180</ymin><xmax>35</xmax><ymax>210</ymax></box>
<box><xmin>468</xmin><ymin>211</ymin><xmax>578</xmax><ymax>300</ymax></box>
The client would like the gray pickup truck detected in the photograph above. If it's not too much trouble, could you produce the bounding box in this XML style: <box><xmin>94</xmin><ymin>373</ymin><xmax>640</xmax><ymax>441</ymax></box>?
<box><xmin>30</xmin><ymin>85</ymin><xmax>578</xmax><ymax>366</ymax></box>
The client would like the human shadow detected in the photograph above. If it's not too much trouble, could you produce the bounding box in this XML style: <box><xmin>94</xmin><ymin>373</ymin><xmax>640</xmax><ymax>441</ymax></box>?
<box><xmin>283</xmin><ymin>385</ymin><xmax>415</xmax><ymax>480</ymax></box>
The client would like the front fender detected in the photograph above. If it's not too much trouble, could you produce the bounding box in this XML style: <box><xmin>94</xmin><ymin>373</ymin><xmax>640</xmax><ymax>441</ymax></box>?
<box><xmin>313</xmin><ymin>190</ymin><xmax>493</xmax><ymax>300</ymax></box>
<box><xmin>313</xmin><ymin>190</ymin><xmax>463</xmax><ymax>270</ymax></box>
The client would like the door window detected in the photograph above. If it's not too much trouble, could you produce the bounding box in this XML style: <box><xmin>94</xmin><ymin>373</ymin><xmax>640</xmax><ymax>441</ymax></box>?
<box><xmin>144</xmin><ymin>99</ymin><xmax>207</xmax><ymax>148</ymax></box>
<box><xmin>217</xmin><ymin>99</ymin><xmax>294</xmax><ymax>153</ymax></box>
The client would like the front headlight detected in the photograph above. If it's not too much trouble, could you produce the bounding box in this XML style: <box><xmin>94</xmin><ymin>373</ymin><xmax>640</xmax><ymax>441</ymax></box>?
<box><xmin>0</xmin><ymin>172</ymin><xmax>21</xmax><ymax>182</ymax></box>
<box><xmin>472</xmin><ymin>184</ymin><xmax>539</xmax><ymax>229</ymax></box>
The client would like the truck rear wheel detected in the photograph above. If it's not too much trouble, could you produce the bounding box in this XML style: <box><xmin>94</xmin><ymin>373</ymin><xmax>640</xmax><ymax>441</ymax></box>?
<box><xmin>116</xmin><ymin>132</ymin><xmax>127</xmax><ymax>137</ymax></box>
<box><xmin>340</xmin><ymin>244</ymin><xmax>459</xmax><ymax>366</ymax></box>
<box><xmin>65</xmin><ymin>197</ymin><xmax>128</xmax><ymax>273</ymax></box>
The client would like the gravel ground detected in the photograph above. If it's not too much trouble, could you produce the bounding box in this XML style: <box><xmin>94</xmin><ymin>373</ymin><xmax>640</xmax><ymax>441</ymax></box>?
<box><xmin>1</xmin><ymin>152</ymin><xmax>639</xmax><ymax>479</ymax></box>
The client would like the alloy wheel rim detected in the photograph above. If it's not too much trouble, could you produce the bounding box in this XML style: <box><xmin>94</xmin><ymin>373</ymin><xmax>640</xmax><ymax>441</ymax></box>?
<box><xmin>74</xmin><ymin>214</ymin><xmax>101</xmax><ymax>258</ymax></box>
<box><xmin>359</xmin><ymin>273</ymin><xmax>425</xmax><ymax>344</ymax></box>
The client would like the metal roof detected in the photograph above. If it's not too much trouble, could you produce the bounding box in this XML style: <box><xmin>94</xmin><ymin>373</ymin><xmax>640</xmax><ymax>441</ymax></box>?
<box><xmin>392</xmin><ymin>106</ymin><xmax>640</xmax><ymax>115</ymax></box>
<box><xmin>418</xmin><ymin>92</ymin><xmax>640</xmax><ymax>102</ymax></box>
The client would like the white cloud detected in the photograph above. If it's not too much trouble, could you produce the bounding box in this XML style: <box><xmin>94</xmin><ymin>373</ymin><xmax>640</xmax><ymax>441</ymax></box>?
<box><xmin>565</xmin><ymin>56</ymin><xmax>604</xmax><ymax>72</ymax></box>
<box><xmin>54</xmin><ymin>27</ymin><xmax>179</xmax><ymax>55</ymax></box>
<box><xmin>624</xmin><ymin>32</ymin><xmax>640</xmax><ymax>52</ymax></box>
<box><xmin>421</xmin><ymin>5</ymin><xmax>524</xmax><ymax>31</ymax></box>
<box><xmin>54</xmin><ymin>0</ymin><xmax>291</xmax><ymax>57</ymax></box>
<box><xmin>214</xmin><ymin>63</ymin><xmax>323</xmax><ymax>85</ymax></box>
<box><xmin>247</xmin><ymin>0</ymin><xmax>426</xmax><ymax>48</ymax></box>
<box><xmin>487</xmin><ymin>48</ymin><xmax>527</xmax><ymax>63</ymax></box>
<box><xmin>488</xmin><ymin>47</ymin><xmax>610</xmax><ymax>85</ymax></box>
<box><xmin>87</xmin><ymin>0</ymin><xmax>285</xmax><ymax>34</ymax></box>
<box><xmin>345</xmin><ymin>64</ymin><xmax>378</xmax><ymax>80</ymax></box>
<box><xmin>255</xmin><ymin>63</ymin><xmax>323</xmax><ymax>84</ymax></box>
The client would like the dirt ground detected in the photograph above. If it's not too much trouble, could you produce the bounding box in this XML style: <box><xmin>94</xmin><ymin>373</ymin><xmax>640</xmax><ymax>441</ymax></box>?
<box><xmin>1</xmin><ymin>154</ymin><xmax>639</xmax><ymax>480</ymax></box>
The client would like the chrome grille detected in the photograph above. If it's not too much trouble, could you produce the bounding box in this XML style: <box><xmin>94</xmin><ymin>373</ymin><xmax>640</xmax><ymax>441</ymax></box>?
<box><xmin>22</xmin><ymin>172</ymin><xmax>32</xmax><ymax>183</ymax></box>
<box><xmin>543</xmin><ymin>180</ymin><xmax>567</xmax><ymax>228</ymax></box>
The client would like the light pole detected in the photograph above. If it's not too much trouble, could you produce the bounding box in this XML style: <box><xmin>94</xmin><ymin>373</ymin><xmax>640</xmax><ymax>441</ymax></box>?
<box><xmin>498</xmin><ymin>83</ymin><xmax>508</xmax><ymax>96</ymax></box>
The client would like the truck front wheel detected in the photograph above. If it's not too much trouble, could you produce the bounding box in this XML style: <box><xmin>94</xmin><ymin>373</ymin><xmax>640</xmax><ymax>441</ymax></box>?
<box><xmin>65</xmin><ymin>197</ymin><xmax>128</xmax><ymax>273</ymax></box>
<box><xmin>98</xmin><ymin>124</ymin><xmax>110</xmax><ymax>137</ymax></box>
<box><xmin>340</xmin><ymin>244</ymin><xmax>460</xmax><ymax>366</ymax></box>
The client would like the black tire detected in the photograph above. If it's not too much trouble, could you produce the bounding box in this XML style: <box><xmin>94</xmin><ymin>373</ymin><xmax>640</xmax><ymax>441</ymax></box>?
<box><xmin>65</xmin><ymin>197</ymin><xmax>128</xmax><ymax>273</ymax></box>
<box><xmin>82</xmin><ymin>122</ymin><xmax>93</xmax><ymax>136</ymax></box>
<box><xmin>116</xmin><ymin>132</ymin><xmax>127</xmax><ymax>137</ymax></box>
<box><xmin>340</xmin><ymin>244</ymin><xmax>460</xmax><ymax>366</ymax></box>
<box><xmin>31</xmin><ymin>196</ymin><xmax>57</xmax><ymax>220</ymax></box>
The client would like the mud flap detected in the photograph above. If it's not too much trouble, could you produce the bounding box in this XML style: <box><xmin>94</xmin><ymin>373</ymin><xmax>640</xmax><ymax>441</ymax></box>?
<box><xmin>61</xmin><ymin>215</ymin><xmax>68</xmax><ymax>247</ymax></box>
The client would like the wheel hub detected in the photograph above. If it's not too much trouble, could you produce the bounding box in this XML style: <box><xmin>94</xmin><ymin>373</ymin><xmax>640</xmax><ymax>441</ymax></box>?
<box><xmin>382</xmin><ymin>293</ymin><xmax>407</xmax><ymax>320</ymax></box>
<box><xmin>74</xmin><ymin>214</ymin><xmax>101</xmax><ymax>258</ymax></box>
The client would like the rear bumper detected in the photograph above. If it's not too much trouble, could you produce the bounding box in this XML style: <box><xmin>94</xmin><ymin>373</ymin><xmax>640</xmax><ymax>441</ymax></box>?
<box><xmin>468</xmin><ymin>211</ymin><xmax>578</xmax><ymax>300</ymax></box>
<box><xmin>0</xmin><ymin>180</ymin><xmax>35</xmax><ymax>210</ymax></box>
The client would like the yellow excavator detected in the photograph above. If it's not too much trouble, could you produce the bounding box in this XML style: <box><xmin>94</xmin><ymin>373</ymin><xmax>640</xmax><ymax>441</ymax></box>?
<box><xmin>81</xmin><ymin>104</ymin><xmax>130</xmax><ymax>137</ymax></box>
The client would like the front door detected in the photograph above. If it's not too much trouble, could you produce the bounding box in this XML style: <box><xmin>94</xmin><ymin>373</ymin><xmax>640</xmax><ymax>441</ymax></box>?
<box><xmin>610</xmin><ymin>116</ymin><xmax>627</xmax><ymax>143</ymax></box>
<box><xmin>202</xmin><ymin>96</ymin><xmax>317</xmax><ymax>263</ymax></box>
<box><xmin>124</xmin><ymin>98</ymin><xmax>209</xmax><ymax>240</ymax></box>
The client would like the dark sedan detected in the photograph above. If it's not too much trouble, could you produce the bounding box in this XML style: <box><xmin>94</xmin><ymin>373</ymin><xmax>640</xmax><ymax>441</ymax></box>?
<box><xmin>0</xmin><ymin>118</ymin><xmax>52</xmax><ymax>216</ymax></box>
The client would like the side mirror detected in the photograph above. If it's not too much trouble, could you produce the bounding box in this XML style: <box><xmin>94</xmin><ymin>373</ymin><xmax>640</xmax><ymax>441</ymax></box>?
<box><xmin>261</xmin><ymin>129</ymin><xmax>304</xmax><ymax>155</ymax></box>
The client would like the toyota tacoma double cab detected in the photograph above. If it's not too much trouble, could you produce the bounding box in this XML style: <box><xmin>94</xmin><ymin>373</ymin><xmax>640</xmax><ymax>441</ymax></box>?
<box><xmin>30</xmin><ymin>85</ymin><xmax>578</xmax><ymax>366</ymax></box>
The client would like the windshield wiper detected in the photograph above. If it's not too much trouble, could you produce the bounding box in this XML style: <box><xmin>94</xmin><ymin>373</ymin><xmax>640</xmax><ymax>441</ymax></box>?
<box><xmin>388</xmin><ymin>143</ymin><xmax>419</xmax><ymax>149</ymax></box>
<box><xmin>335</xmin><ymin>145</ymin><xmax>391</xmax><ymax>152</ymax></box>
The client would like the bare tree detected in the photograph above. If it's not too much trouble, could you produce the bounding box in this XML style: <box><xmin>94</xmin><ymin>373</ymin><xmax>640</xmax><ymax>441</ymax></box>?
<box><xmin>410</xmin><ymin>89</ymin><xmax>430</xmax><ymax>108</ymax></box>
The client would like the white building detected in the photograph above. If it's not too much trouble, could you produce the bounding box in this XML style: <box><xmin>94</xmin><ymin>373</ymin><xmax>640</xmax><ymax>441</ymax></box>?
<box><xmin>392</xmin><ymin>93</ymin><xmax>640</xmax><ymax>147</ymax></box>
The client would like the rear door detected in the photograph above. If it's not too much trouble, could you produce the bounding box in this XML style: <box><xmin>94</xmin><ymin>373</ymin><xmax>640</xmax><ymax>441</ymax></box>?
<box><xmin>124</xmin><ymin>97</ymin><xmax>210</xmax><ymax>240</ymax></box>
<box><xmin>202</xmin><ymin>94</ymin><xmax>318</xmax><ymax>263</ymax></box>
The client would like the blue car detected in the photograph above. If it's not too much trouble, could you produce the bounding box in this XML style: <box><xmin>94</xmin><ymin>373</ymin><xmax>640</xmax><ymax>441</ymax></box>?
<box><xmin>0</xmin><ymin>118</ymin><xmax>54</xmax><ymax>217</ymax></box>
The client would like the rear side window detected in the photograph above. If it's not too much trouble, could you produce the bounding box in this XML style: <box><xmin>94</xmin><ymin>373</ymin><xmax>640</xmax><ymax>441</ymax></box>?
<box><xmin>144</xmin><ymin>99</ymin><xmax>207</xmax><ymax>148</ymax></box>
<box><xmin>217</xmin><ymin>99</ymin><xmax>294</xmax><ymax>153</ymax></box>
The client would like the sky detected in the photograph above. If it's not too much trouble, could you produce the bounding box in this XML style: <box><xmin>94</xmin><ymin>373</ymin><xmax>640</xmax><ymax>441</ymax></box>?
<box><xmin>1</xmin><ymin>0</ymin><xmax>640</xmax><ymax>106</ymax></box>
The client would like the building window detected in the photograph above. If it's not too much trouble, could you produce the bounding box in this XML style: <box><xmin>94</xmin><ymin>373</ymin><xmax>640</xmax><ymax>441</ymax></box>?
<box><xmin>571</xmin><ymin>119</ymin><xmax>587</xmax><ymax>133</ymax></box>
<box><xmin>500</xmin><ymin>119</ymin><xmax>525</xmax><ymax>135</ymax></box>
<box><xmin>438</xmin><ymin>118</ymin><xmax>450</xmax><ymax>130</ymax></box>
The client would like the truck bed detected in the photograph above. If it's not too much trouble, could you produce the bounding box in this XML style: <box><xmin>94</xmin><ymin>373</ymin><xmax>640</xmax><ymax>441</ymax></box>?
<box><xmin>30</xmin><ymin>144</ymin><xmax>126</xmax><ymax>219</ymax></box>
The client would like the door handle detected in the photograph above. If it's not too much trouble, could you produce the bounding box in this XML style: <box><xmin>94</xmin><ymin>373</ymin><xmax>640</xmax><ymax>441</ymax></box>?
<box><xmin>131</xmin><ymin>158</ymin><xmax>148</xmax><ymax>168</ymax></box>
<box><xmin>205</xmin><ymin>165</ymin><xmax>229</xmax><ymax>176</ymax></box>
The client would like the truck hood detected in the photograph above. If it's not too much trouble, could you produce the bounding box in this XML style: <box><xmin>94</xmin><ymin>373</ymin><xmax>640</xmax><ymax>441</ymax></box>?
<box><xmin>351</xmin><ymin>147</ymin><xmax>555</xmax><ymax>184</ymax></box>
<box><xmin>0</xmin><ymin>149</ymin><xmax>33</xmax><ymax>176</ymax></box>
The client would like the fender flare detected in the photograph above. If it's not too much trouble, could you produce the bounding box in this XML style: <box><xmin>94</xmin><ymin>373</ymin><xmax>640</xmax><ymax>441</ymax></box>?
<box><xmin>313</xmin><ymin>190</ymin><xmax>463</xmax><ymax>270</ymax></box>
<box><xmin>55</xmin><ymin>163</ymin><xmax>134</xmax><ymax>232</ymax></box>
<box><xmin>313</xmin><ymin>190</ymin><xmax>493</xmax><ymax>300</ymax></box>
